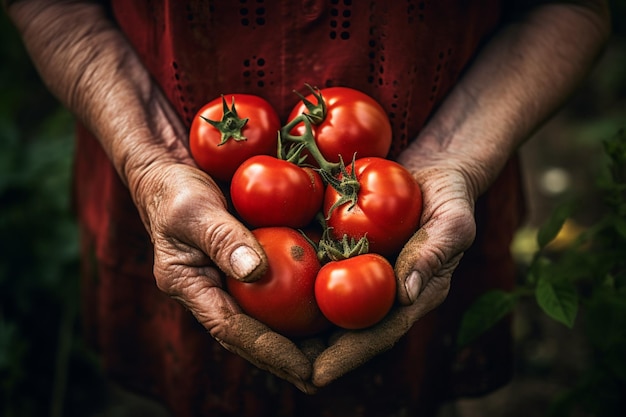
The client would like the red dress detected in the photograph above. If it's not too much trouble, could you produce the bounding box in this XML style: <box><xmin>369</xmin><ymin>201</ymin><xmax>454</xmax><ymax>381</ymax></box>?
<box><xmin>74</xmin><ymin>1</ymin><xmax>525</xmax><ymax>416</ymax></box>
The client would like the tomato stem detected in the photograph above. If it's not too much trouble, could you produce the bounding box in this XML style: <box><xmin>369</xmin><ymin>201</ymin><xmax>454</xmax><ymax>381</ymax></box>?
<box><xmin>280</xmin><ymin>114</ymin><xmax>340</xmax><ymax>173</ymax></box>
<box><xmin>321</xmin><ymin>156</ymin><xmax>361</xmax><ymax>219</ymax></box>
<box><xmin>280</xmin><ymin>85</ymin><xmax>340</xmax><ymax>174</ymax></box>
<box><xmin>280</xmin><ymin>85</ymin><xmax>363</xmax><ymax>222</ymax></box>
<box><xmin>201</xmin><ymin>95</ymin><xmax>249</xmax><ymax>145</ymax></box>
<box><xmin>277</xmin><ymin>132</ymin><xmax>308</xmax><ymax>164</ymax></box>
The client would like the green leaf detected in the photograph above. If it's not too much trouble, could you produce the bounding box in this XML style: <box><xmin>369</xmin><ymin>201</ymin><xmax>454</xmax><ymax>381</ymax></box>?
<box><xmin>537</xmin><ymin>202</ymin><xmax>574</xmax><ymax>249</ymax></box>
<box><xmin>457</xmin><ymin>290</ymin><xmax>518</xmax><ymax>348</ymax></box>
<box><xmin>535</xmin><ymin>276</ymin><xmax>579</xmax><ymax>328</ymax></box>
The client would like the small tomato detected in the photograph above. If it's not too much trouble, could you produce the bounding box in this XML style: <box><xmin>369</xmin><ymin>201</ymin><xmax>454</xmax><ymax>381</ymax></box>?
<box><xmin>226</xmin><ymin>227</ymin><xmax>329</xmax><ymax>337</ymax></box>
<box><xmin>230</xmin><ymin>155</ymin><xmax>324</xmax><ymax>228</ymax></box>
<box><xmin>315</xmin><ymin>253</ymin><xmax>396</xmax><ymax>330</ymax></box>
<box><xmin>190</xmin><ymin>94</ymin><xmax>280</xmax><ymax>182</ymax></box>
<box><xmin>324</xmin><ymin>157</ymin><xmax>422</xmax><ymax>258</ymax></box>
<box><xmin>287</xmin><ymin>86</ymin><xmax>391</xmax><ymax>164</ymax></box>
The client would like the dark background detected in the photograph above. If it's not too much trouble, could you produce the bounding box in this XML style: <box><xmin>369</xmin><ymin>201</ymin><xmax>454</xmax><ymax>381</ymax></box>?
<box><xmin>1</xmin><ymin>3</ymin><xmax>624</xmax><ymax>417</ymax></box>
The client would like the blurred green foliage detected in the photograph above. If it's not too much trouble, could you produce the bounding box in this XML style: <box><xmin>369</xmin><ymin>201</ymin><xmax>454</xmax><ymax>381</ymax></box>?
<box><xmin>0</xmin><ymin>9</ymin><xmax>105</xmax><ymax>417</ymax></box>
<box><xmin>460</xmin><ymin>130</ymin><xmax>626</xmax><ymax>416</ymax></box>
<box><xmin>458</xmin><ymin>3</ymin><xmax>626</xmax><ymax>413</ymax></box>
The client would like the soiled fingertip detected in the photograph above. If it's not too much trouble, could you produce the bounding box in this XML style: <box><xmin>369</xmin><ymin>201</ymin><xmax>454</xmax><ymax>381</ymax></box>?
<box><xmin>230</xmin><ymin>245</ymin><xmax>264</xmax><ymax>281</ymax></box>
<box><xmin>288</xmin><ymin>373</ymin><xmax>317</xmax><ymax>395</ymax></box>
<box><xmin>311</xmin><ymin>369</ymin><xmax>334</xmax><ymax>388</ymax></box>
<box><xmin>404</xmin><ymin>271</ymin><xmax>422</xmax><ymax>304</ymax></box>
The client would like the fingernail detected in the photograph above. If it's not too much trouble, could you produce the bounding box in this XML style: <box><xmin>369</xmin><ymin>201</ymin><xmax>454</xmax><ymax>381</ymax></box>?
<box><xmin>405</xmin><ymin>271</ymin><xmax>422</xmax><ymax>303</ymax></box>
<box><xmin>285</xmin><ymin>370</ymin><xmax>311</xmax><ymax>393</ymax></box>
<box><xmin>230</xmin><ymin>246</ymin><xmax>261</xmax><ymax>278</ymax></box>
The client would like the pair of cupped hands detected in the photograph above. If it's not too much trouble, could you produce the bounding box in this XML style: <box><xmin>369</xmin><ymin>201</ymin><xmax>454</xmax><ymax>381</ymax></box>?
<box><xmin>137</xmin><ymin>139</ymin><xmax>478</xmax><ymax>394</ymax></box>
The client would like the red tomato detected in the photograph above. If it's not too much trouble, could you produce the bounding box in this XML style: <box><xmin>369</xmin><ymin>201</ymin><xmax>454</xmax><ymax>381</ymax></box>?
<box><xmin>315</xmin><ymin>253</ymin><xmax>396</xmax><ymax>330</ymax></box>
<box><xmin>230</xmin><ymin>155</ymin><xmax>324</xmax><ymax>228</ymax></box>
<box><xmin>226</xmin><ymin>227</ymin><xmax>329</xmax><ymax>337</ymax></box>
<box><xmin>324</xmin><ymin>157</ymin><xmax>422</xmax><ymax>258</ymax></box>
<box><xmin>189</xmin><ymin>94</ymin><xmax>280</xmax><ymax>182</ymax></box>
<box><xmin>288</xmin><ymin>87</ymin><xmax>391</xmax><ymax>164</ymax></box>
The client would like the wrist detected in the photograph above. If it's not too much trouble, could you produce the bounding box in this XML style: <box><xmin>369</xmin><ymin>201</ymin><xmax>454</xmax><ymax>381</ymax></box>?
<box><xmin>397</xmin><ymin>135</ymin><xmax>499</xmax><ymax>204</ymax></box>
<box><xmin>116</xmin><ymin>91</ymin><xmax>196</xmax><ymax>196</ymax></box>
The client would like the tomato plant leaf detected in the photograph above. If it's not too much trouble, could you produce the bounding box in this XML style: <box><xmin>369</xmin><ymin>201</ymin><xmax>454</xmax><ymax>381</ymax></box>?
<box><xmin>535</xmin><ymin>276</ymin><xmax>579</xmax><ymax>328</ymax></box>
<box><xmin>457</xmin><ymin>290</ymin><xmax>518</xmax><ymax>348</ymax></box>
<box><xmin>537</xmin><ymin>202</ymin><xmax>574</xmax><ymax>249</ymax></box>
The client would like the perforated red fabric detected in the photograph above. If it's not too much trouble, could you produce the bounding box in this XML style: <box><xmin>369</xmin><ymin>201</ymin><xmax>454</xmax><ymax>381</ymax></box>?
<box><xmin>74</xmin><ymin>2</ymin><xmax>525</xmax><ymax>416</ymax></box>
<box><xmin>111</xmin><ymin>0</ymin><xmax>502</xmax><ymax>157</ymax></box>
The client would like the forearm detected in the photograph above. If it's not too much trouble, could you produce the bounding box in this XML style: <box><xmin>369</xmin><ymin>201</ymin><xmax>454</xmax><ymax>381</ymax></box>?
<box><xmin>6</xmin><ymin>1</ymin><xmax>198</xmax><ymax>219</ymax></box>
<box><xmin>401</xmin><ymin>1</ymin><xmax>611</xmax><ymax>200</ymax></box>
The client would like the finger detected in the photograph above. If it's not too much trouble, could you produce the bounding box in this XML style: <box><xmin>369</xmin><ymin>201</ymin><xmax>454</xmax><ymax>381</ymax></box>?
<box><xmin>217</xmin><ymin>315</ymin><xmax>317</xmax><ymax>394</ymax></box>
<box><xmin>395</xmin><ymin>228</ymin><xmax>469</xmax><ymax>305</ymax></box>
<box><xmin>312</xmin><ymin>272</ymin><xmax>452</xmax><ymax>387</ymax></box>
<box><xmin>155</xmin><ymin>168</ymin><xmax>268</xmax><ymax>282</ymax></box>
<box><xmin>394</xmin><ymin>198</ymin><xmax>475</xmax><ymax>305</ymax></box>
<box><xmin>171</xmin><ymin>269</ymin><xmax>315</xmax><ymax>393</ymax></box>
<box><xmin>192</xmin><ymin>208</ymin><xmax>268</xmax><ymax>282</ymax></box>
<box><xmin>312</xmin><ymin>305</ymin><xmax>417</xmax><ymax>387</ymax></box>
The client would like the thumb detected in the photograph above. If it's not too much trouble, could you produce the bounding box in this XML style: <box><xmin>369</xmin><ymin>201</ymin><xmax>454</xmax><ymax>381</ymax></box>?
<box><xmin>199</xmin><ymin>209</ymin><xmax>268</xmax><ymax>282</ymax></box>
<box><xmin>146</xmin><ymin>164</ymin><xmax>268</xmax><ymax>283</ymax></box>
<box><xmin>394</xmin><ymin>199</ymin><xmax>476</xmax><ymax>305</ymax></box>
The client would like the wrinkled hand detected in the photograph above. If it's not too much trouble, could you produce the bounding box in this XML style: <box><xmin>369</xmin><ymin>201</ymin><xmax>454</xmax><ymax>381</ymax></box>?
<box><xmin>311</xmin><ymin>150</ymin><xmax>479</xmax><ymax>387</ymax></box>
<box><xmin>134</xmin><ymin>162</ymin><xmax>316</xmax><ymax>392</ymax></box>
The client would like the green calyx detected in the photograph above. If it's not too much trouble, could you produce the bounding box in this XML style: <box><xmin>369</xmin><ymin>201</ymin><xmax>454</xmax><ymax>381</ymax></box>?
<box><xmin>279</xmin><ymin>85</ymin><xmax>338</xmax><ymax>173</ymax></box>
<box><xmin>317</xmin><ymin>228</ymin><xmax>369</xmax><ymax>263</ymax></box>
<box><xmin>201</xmin><ymin>95</ymin><xmax>249</xmax><ymax>145</ymax></box>
<box><xmin>321</xmin><ymin>155</ymin><xmax>360</xmax><ymax>219</ymax></box>
<box><xmin>293</xmin><ymin>83</ymin><xmax>327</xmax><ymax>125</ymax></box>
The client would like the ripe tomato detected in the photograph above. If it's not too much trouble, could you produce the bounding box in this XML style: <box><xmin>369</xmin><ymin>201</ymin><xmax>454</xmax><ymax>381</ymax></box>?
<box><xmin>230</xmin><ymin>155</ymin><xmax>324</xmax><ymax>228</ymax></box>
<box><xmin>287</xmin><ymin>87</ymin><xmax>391</xmax><ymax>164</ymax></box>
<box><xmin>226</xmin><ymin>227</ymin><xmax>329</xmax><ymax>337</ymax></box>
<box><xmin>189</xmin><ymin>94</ymin><xmax>280</xmax><ymax>182</ymax></box>
<box><xmin>315</xmin><ymin>253</ymin><xmax>396</xmax><ymax>330</ymax></box>
<box><xmin>324</xmin><ymin>157</ymin><xmax>422</xmax><ymax>258</ymax></box>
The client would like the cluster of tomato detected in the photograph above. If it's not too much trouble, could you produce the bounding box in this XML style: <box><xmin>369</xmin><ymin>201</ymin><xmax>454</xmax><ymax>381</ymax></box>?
<box><xmin>189</xmin><ymin>86</ymin><xmax>423</xmax><ymax>338</ymax></box>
